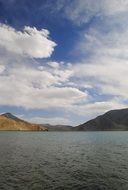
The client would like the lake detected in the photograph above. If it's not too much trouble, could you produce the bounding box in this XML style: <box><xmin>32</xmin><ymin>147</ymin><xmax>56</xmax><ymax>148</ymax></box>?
<box><xmin>0</xmin><ymin>132</ymin><xmax>128</xmax><ymax>190</ymax></box>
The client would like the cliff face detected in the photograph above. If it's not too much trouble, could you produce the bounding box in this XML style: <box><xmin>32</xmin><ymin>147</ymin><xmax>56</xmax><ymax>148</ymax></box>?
<box><xmin>74</xmin><ymin>108</ymin><xmax>128</xmax><ymax>131</ymax></box>
<box><xmin>0</xmin><ymin>113</ymin><xmax>48</xmax><ymax>131</ymax></box>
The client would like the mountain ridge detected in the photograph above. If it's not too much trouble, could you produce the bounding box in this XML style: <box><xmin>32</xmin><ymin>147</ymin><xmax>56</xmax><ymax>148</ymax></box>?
<box><xmin>1</xmin><ymin>108</ymin><xmax>128</xmax><ymax>131</ymax></box>
<box><xmin>74</xmin><ymin>108</ymin><xmax>128</xmax><ymax>131</ymax></box>
<box><xmin>0</xmin><ymin>112</ymin><xmax>48</xmax><ymax>131</ymax></box>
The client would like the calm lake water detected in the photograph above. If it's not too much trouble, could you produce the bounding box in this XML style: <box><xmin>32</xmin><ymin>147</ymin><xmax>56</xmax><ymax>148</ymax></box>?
<box><xmin>0</xmin><ymin>132</ymin><xmax>128</xmax><ymax>190</ymax></box>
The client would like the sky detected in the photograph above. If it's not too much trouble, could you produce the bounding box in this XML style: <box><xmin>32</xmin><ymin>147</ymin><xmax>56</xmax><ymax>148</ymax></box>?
<box><xmin>0</xmin><ymin>0</ymin><xmax>128</xmax><ymax>125</ymax></box>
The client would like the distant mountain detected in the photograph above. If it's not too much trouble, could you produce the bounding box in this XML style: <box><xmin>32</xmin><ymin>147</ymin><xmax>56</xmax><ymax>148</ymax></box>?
<box><xmin>74</xmin><ymin>108</ymin><xmax>128</xmax><ymax>131</ymax></box>
<box><xmin>0</xmin><ymin>113</ymin><xmax>48</xmax><ymax>131</ymax></box>
<box><xmin>41</xmin><ymin>124</ymin><xmax>73</xmax><ymax>131</ymax></box>
<box><xmin>2</xmin><ymin>108</ymin><xmax>128</xmax><ymax>132</ymax></box>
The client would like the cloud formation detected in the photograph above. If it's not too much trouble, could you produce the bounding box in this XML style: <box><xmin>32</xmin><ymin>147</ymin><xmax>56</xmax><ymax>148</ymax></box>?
<box><xmin>25</xmin><ymin>116</ymin><xmax>72</xmax><ymax>125</ymax></box>
<box><xmin>1</xmin><ymin>0</ymin><xmax>128</xmax><ymax>125</ymax></box>
<box><xmin>0</xmin><ymin>18</ymin><xmax>128</xmax><ymax>124</ymax></box>
<box><xmin>0</xmin><ymin>58</ymin><xmax>87</xmax><ymax>109</ymax></box>
<box><xmin>0</xmin><ymin>24</ymin><xmax>87</xmax><ymax>113</ymax></box>
<box><xmin>72</xmin><ymin>23</ymin><xmax>128</xmax><ymax>99</ymax></box>
<box><xmin>0</xmin><ymin>24</ymin><xmax>56</xmax><ymax>58</ymax></box>
<box><xmin>60</xmin><ymin>0</ymin><xmax>128</xmax><ymax>25</ymax></box>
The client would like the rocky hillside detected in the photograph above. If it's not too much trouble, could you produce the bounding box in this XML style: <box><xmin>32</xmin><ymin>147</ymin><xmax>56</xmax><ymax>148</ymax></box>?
<box><xmin>74</xmin><ymin>108</ymin><xmax>128</xmax><ymax>131</ymax></box>
<box><xmin>0</xmin><ymin>113</ymin><xmax>48</xmax><ymax>131</ymax></box>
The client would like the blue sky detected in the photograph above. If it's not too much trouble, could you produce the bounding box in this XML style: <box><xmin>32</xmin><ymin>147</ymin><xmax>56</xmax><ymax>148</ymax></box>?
<box><xmin>0</xmin><ymin>0</ymin><xmax>128</xmax><ymax>125</ymax></box>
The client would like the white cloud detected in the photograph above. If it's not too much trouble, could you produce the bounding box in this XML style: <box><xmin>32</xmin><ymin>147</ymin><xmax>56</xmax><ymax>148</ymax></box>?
<box><xmin>0</xmin><ymin>24</ymin><xmax>56</xmax><ymax>58</ymax></box>
<box><xmin>0</xmin><ymin>65</ymin><xmax>5</xmax><ymax>73</ymax></box>
<box><xmin>0</xmin><ymin>23</ymin><xmax>87</xmax><ymax>112</ymax></box>
<box><xmin>62</xmin><ymin>0</ymin><xmax>128</xmax><ymax>25</ymax></box>
<box><xmin>1</xmin><ymin>2</ymin><xmax>128</xmax><ymax>126</ymax></box>
<box><xmin>0</xmin><ymin>21</ymin><xmax>127</xmax><ymax>121</ymax></box>
<box><xmin>71</xmin><ymin>24</ymin><xmax>128</xmax><ymax>100</ymax></box>
<box><xmin>25</xmin><ymin>116</ymin><xmax>72</xmax><ymax>125</ymax></box>
<box><xmin>71</xmin><ymin>99</ymin><xmax>126</xmax><ymax>117</ymax></box>
<box><xmin>0</xmin><ymin>59</ymin><xmax>87</xmax><ymax>109</ymax></box>
<box><xmin>47</xmin><ymin>61</ymin><xmax>60</xmax><ymax>68</ymax></box>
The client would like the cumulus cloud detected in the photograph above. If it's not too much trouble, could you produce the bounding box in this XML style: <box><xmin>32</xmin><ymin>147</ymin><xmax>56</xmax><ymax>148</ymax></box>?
<box><xmin>0</xmin><ymin>24</ymin><xmax>84</xmax><ymax>112</ymax></box>
<box><xmin>0</xmin><ymin>23</ymin><xmax>88</xmax><ymax>114</ymax></box>
<box><xmin>0</xmin><ymin>59</ymin><xmax>87</xmax><ymax>109</ymax></box>
<box><xmin>0</xmin><ymin>24</ymin><xmax>56</xmax><ymax>58</ymax></box>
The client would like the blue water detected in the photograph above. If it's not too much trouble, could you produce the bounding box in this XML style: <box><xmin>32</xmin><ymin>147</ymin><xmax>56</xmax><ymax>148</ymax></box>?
<box><xmin>0</xmin><ymin>132</ymin><xmax>128</xmax><ymax>190</ymax></box>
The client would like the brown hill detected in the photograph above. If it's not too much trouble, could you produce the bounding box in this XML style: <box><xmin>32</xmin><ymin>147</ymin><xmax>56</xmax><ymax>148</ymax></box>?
<box><xmin>0</xmin><ymin>113</ymin><xmax>48</xmax><ymax>131</ymax></box>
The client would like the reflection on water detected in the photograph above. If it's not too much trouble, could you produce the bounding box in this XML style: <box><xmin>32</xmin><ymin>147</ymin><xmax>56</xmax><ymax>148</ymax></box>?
<box><xmin>0</xmin><ymin>132</ymin><xmax>128</xmax><ymax>190</ymax></box>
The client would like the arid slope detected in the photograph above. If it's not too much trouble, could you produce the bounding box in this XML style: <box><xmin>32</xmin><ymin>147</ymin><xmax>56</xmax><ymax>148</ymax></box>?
<box><xmin>0</xmin><ymin>113</ymin><xmax>48</xmax><ymax>131</ymax></box>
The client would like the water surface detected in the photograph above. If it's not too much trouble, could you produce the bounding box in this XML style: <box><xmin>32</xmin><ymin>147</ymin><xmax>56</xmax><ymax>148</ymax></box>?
<box><xmin>0</xmin><ymin>132</ymin><xmax>128</xmax><ymax>190</ymax></box>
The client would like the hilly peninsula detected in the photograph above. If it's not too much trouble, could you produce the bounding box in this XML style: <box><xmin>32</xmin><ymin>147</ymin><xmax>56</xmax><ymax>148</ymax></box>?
<box><xmin>0</xmin><ymin>113</ymin><xmax>48</xmax><ymax>131</ymax></box>
<box><xmin>74</xmin><ymin>108</ymin><xmax>128</xmax><ymax>131</ymax></box>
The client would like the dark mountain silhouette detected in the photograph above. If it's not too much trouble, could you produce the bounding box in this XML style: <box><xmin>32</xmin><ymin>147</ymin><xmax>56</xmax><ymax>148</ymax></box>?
<box><xmin>0</xmin><ymin>113</ymin><xmax>48</xmax><ymax>131</ymax></box>
<box><xmin>74</xmin><ymin>108</ymin><xmax>128</xmax><ymax>131</ymax></box>
<box><xmin>41</xmin><ymin>124</ymin><xmax>73</xmax><ymax>131</ymax></box>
